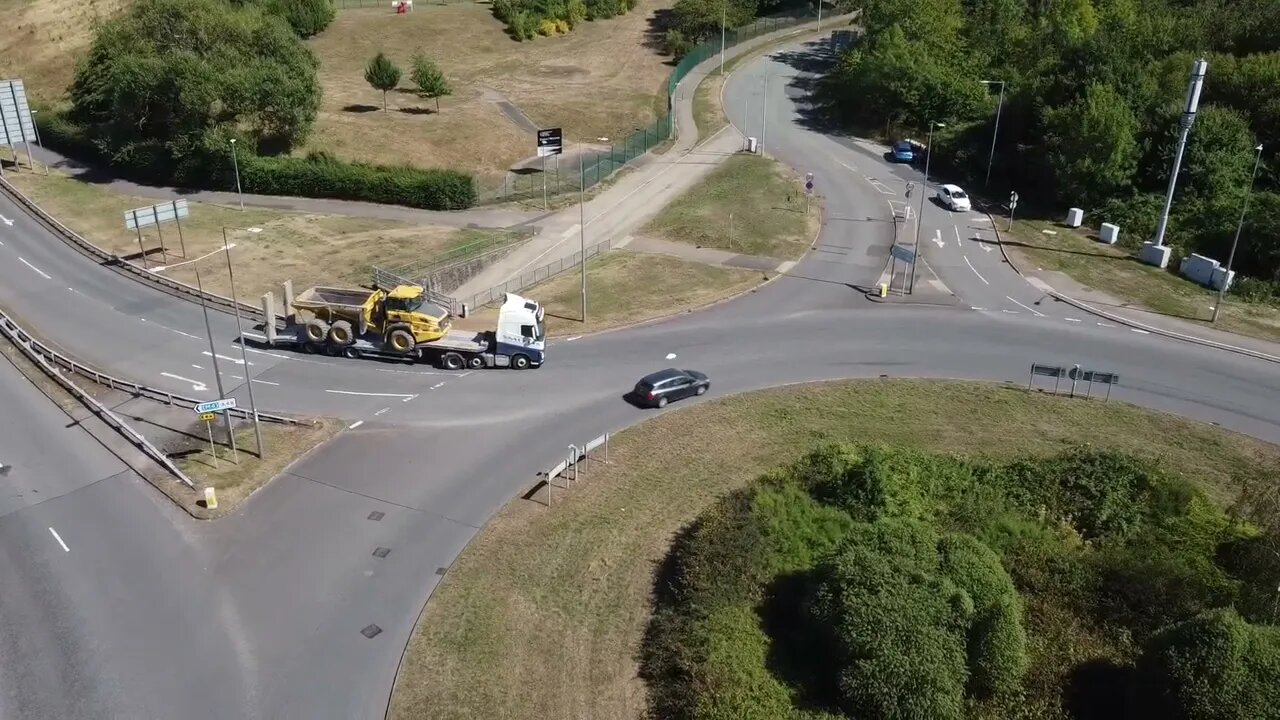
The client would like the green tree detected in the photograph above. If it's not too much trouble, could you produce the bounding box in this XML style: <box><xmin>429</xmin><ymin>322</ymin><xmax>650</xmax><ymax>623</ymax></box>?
<box><xmin>364</xmin><ymin>52</ymin><xmax>402</xmax><ymax>112</ymax></box>
<box><xmin>410</xmin><ymin>52</ymin><xmax>452</xmax><ymax>113</ymax></box>
<box><xmin>1143</xmin><ymin>104</ymin><xmax>1255</xmax><ymax>202</ymax></box>
<box><xmin>232</xmin><ymin>0</ymin><xmax>335</xmax><ymax>37</ymax></box>
<box><xmin>1043</xmin><ymin>82</ymin><xmax>1140</xmax><ymax>205</ymax></box>
<box><xmin>68</xmin><ymin>0</ymin><xmax>319</xmax><ymax>176</ymax></box>
<box><xmin>1135</xmin><ymin>608</ymin><xmax>1280</xmax><ymax>719</ymax></box>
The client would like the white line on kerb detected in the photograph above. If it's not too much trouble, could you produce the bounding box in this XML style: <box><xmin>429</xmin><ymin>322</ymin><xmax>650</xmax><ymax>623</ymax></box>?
<box><xmin>348</xmin><ymin>420</ymin><xmax>364</xmax><ymax>429</ymax></box>
<box><xmin>49</xmin><ymin>527</ymin><xmax>70</xmax><ymax>552</ymax></box>
<box><xmin>963</xmin><ymin>255</ymin><xmax>989</xmax><ymax>285</ymax></box>
<box><xmin>1005</xmin><ymin>296</ymin><xmax>1045</xmax><ymax>317</ymax></box>
<box><xmin>20</xmin><ymin>258</ymin><xmax>51</xmax><ymax>280</ymax></box>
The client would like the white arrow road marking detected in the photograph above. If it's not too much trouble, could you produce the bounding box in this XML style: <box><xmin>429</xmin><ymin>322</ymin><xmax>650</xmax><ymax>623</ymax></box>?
<box><xmin>1</xmin><ymin>214</ymin><xmax>13</xmax><ymax>226</ymax></box>
<box><xmin>48</xmin><ymin>527</ymin><xmax>70</xmax><ymax>552</ymax></box>
<box><xmin>1006</xmin><ymin>296</ymin><xmax>1045</xmax><ymax>317</ymax></box>
<box><xmin>203</xmin><ymin>351</ymin><xmax>252</xmax><ymax>366</ymax></box>
<box><xmin>932</xmin><ymin>229</ymin><xmax>945</xmax><ymax>248</ymax></box>
<box><xmin>19</xmin><ymin>258</ymin><xmax>51</xmax><ymax>279</ymax></box>
<box><xmin>161</xmin><ymin>372</ymin><xmax>208</xmax><ymax>391</ymax></box>
<box><xmin>963</xmin><ymin>255</ymin><xmax>989</xmax><ymax>285</ymax></box>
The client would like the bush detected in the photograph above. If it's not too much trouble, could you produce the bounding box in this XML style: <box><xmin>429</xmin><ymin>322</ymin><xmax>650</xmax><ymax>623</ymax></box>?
<box><xmin>241</xmin><ymin>152</ymin><xmax>476</xmax><ymax>210</ymax></box>
<box><xmin>692</xmin><ymin>604</ymin><xmax>796</xmax><ymax>720</ymax></box>
<box><xmin>750</xmin><ymin>479</ymin><xmax>855</xmax><ymax>575</ymax></box>
<box><xmin>969</xmin><ymin>596</ymin><xmax>1030</xmax><ymax>698</ymax></box>
<box><xmin>663</xmin><ymin>29</ymin><xmax>694</xmax><ymax>59</ymax></box>
<box><xmin>537</xmin><ymin>18</ymin><xmax>560</xmax><ymax>35</ymax></box>
<box><xmin>1135</xmin><ymin>608</ymin><xmax>1280</xmax><ymax>719</ymax></box>
<box><xmin>1231</xmin><ymin>276</ymin><xmax>1280</xmax><ymax>305</ymax></box>
<box><xmin>245</xmin><ymin>0</ymin><xmax>335</xmax><ymax>37</ymax></box>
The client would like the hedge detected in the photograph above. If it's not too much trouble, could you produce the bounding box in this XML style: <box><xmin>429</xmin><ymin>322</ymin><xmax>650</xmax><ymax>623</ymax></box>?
<box><xmin>34</xmin><ymin>112</ymin><xmax>478</xmax><ymax>211</ymax></box>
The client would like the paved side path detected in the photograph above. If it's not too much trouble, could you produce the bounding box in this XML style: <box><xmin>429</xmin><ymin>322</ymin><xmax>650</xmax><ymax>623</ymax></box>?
<box><xmin>625</xmin><ymin>235</ymin><xmax>794</xmax><ymax>274</ymax></box>
<box><xmin>453</xmin><ymin>13</ymin><xmax>861</xmax><ymax>302</ymax></box>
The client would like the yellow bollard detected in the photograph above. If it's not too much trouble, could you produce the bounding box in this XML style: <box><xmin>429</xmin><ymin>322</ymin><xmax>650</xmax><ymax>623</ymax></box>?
<box><xmin>204</xmin><ymin>486</ymin><xmax>218</xmax><ymax>510</ymax></box>
<box><xmin>880</xmin><ymin>282</ymin><xmax>888</xmax><ymax>298</ymax></box>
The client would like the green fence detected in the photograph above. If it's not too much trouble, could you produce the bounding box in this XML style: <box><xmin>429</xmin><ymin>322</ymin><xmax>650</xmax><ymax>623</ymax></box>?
<box><xmin>480</xmin><ymin>8</ymin><xmax>824</xmax><ymax>205</ymax></box>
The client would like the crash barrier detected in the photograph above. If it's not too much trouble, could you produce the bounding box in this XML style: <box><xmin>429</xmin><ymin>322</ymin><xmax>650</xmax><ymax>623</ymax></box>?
<box><xmin>1028</xmin><ymin>362</ymin><xmax>1119</xmax><ymax>400</ymax></box>
<box><xmin>0</xmin><ymin>309</ymin><xmax>198</xmax><ymax>486</ymax></box>
<box><xmin>537</xmin><ymin>432</ymin><xmax>611</xmax><ymax>506</ymax></box>
<box><xmin>0</xmin><ymin>309</ymin><xmax>304</xmax><ymax>426</ymax></box>
<box><xmin>0</xmin><ymin>177</ymin><xmax>271</xmax><ymax>323</ymax></box>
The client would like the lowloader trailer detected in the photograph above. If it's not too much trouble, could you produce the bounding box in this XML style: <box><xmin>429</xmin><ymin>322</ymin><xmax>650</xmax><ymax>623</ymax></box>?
<box><xmin>257</xmin><ymin>286</ymin><xmax>546</xmax><ymax>370</ymax></box>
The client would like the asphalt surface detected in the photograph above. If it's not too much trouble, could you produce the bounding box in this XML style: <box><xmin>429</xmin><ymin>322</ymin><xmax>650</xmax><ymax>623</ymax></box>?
<box><xmin>0</xmin><ymin>36</ymin><xmax>1278</xmax><ymax>720</ymax></box>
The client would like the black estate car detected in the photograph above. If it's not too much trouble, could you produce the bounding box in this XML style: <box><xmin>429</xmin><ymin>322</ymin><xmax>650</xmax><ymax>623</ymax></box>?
<box><xmin>631</xmin><ymin>368</ymin><xmax>710</xmax><ymax>408</ymax></box>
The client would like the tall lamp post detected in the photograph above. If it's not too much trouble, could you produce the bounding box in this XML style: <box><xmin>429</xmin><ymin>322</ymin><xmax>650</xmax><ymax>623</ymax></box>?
<box><xmin>1212</xmin><ymin>143</ymin><xmax>1264</xmax><ymax>324</ymax></box>
<box><xmin>911</xmin><ymin>121</ymin><xmax>945</xmax><ymax>292</ymax></box>
<box><xmin>222</xmin><ymin>227</ymin><xmax>266</xmax><ymax>457</ymax></box>
<box><xmin>152</xmin><ymin>246</ymin><xmax>240</xmax><ymax>461</ymax></box>
<box><xmin>719</xmin><ymin>1</ymin><xmax>727</xmax><ymax>75</ymax></box>
<box><xmin>579</xmin><ymin>143</ymin><xmax>587</xmax><ymax>322</ymax></box>
<box><xmin>978</xmin><ymin>80</ymin><xmax>1005</xmax><ymax>188</ymax></box>
<box><xmin>229</xmin><ymin>138</ymin><xmax>244</xmax><ymax>211</ymax></box>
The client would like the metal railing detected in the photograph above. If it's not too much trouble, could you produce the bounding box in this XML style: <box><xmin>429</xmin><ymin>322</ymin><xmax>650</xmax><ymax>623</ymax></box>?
<box><xmin>538</xmin><ymin>431</ymin><xmax>610</xmax><ymax>506</ymax></box>
<box><xmin>0</xmin><ymin>309</ymin><xmax>200</xmax><ymax>486</ymax></box>
<box><xmin>0</xmin><ymin>177</ymin><xmax>271</xmax><ymax>323</ymax></box>
<box><xmin>0</xmin><ymin>309</ymin><xmax>304</xmax><ymax>427</ymax></box>
<box><xmin>461</xmin><ymin>233</ymin><xmax>621</xmax><ymax>310</ymax></box>
<box><xmin>371</xmin><ymin>229</ymin><xmax>535</xmax><ymax>300</ymax></box>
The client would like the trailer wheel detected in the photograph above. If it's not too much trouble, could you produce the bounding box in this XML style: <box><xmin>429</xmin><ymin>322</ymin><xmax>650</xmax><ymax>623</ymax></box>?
<box><xmin>304</xmin><ymin>319</ymin><xmax>330</xmax><ymax>343</ymax></box>
<box><xmin>387</xmin><ymin>328</ymin><xmax>415</xmax><ymax>353</ymax></box>
<box><xmin>343</xmin><ymin>347</ymin><xmax>362</xmax><ymax>359</ymax></box>
<box><xmin>440</xmin><ymin>352</ymin><xmax>464</xmax><ymax>370</ymax></box>
<box><xmin>302</xmin><ymin>342</ymin><xmax>319</xmax><ymax>354</ymax></box>
<box><xmin>511</xmin><ymin>354</ymin><xmax>531</xmax><ymax>370</ymax></box>
<box><xmin>466</xmin><ymin>355</ymin><xmax>484</xmax><ymax>369</ymax></box>
<box><xmin>328</xmin><ymin>320</ymin><xmax>355</xmax><ymax>346</ymax></box>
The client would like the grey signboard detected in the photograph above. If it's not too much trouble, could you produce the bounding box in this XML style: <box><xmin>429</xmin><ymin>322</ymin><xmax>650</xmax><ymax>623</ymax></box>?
<box><xmin>0</xmin><ymin>79</ymin><xmax>35</xmax><ymax>149</ymax></box>
<box><xmin>125</xmin><ymin>199</ymin><xmax>190</xmax><ymax>230</ymax></box>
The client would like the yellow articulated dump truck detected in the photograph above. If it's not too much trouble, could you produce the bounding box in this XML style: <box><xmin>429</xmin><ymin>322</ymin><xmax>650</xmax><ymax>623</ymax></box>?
<box><xmin>266</xmin><ymin>284</ymin><xmax>546</xmax><ymax>370</ymax></box>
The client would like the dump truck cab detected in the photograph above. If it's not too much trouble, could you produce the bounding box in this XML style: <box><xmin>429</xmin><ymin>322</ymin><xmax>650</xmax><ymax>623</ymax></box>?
<box><xmin>375</xmin><ymin>285</ymin><xmax>451</xmax><ymax>344</ymax></box>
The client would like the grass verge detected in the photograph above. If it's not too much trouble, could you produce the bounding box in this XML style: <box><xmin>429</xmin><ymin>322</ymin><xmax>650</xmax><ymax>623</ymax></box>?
<box><xmin>173</xmin><ymin>418</ymin><xmax>344</xmax><ymax>519</ymax></box>
<box><xmin>388</xmin><ymin>379</ymin><xmax>1280</xmax><ymax>720</ymax></box>
<box><xmin>644</xmin><ymin>153</ymin><xmax>817</xmax><ymax>259</ymax></box>
<box><xmin>459</xmin><ymin>249</ymin><xmax>764</xmax><ymax>337</ymax></box>
<box><xmin>4</xmin><ymin>171</ymin><xmax>518</xmax><ymax>300</ymax></box>
<box><xmin>1005</xmin><ymin>218</ymin><xmax>1280</xmax><ymax>343</ymax></box>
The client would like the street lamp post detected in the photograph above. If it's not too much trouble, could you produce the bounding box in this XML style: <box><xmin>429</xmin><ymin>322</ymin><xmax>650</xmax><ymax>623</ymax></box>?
<box><xmin>229</xmin><ymin>138</ymin><xmax>244</xmax><ymax>211</ymax></box>
<box><xmin>911</xmin><ymin>121</ymin><xmax>945</xmax><ymax>292</ymax></box>
<box><xmin>30</xmin><ymin>109</ymin><xmax>48</xmax><ymax>175</ymax></box>
<box><xmin>222</xmin><ymin>227</ymin><xmax>265</xmax><ymax>457</ymax></box>
<box><xmin>579</xmin><ymin>143</ymin><xmax>587</xmax><ymax>321</ymax></box>
<box><xmin>720</xmin><ymin>1</ymin><xmax>727</xmax><ymax>75</ymax></box>
<box><xmin>153</xmin><ymin>246</ymin><xmax>240</xmax><ymax>461</ymax></box>
<box><xmin>979</xmin><ymin>80</ymin><xmax>1005</xmax><ymax>188</ymax></box>
<box><xmin>1213</xmin><ymin>143</ymin><xmax>1264</xmax><ymax>324</ymax></box>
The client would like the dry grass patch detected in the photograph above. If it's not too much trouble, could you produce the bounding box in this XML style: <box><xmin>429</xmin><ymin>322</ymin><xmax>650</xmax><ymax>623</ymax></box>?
<box><xmin>458</xmin><ymin>249</ymin><xmax>763</xmax><ymax>336</ymax></box>
<box><xmin>389</xmin><ymin>379</ymin><xmax>1280</xmax><ymax>720</ymax></box>
<box><xmin>174</xmin><ymin>418</ymin><xmax>343</xmax><ymax>518</ymax></box>
<box><xmin>644</xmin><ymin>153</ymin><xmax>817</xmax><ymax>259</ymax></box>
<box><xmin>0</xmin><ymin>0</ymin><xmax>132</xmax><ymax>106</ymax></box>
<box><xmin>1005</xmin><ymin>218</ymin><xmax>1280</xmax><ymax>343</ymax></box>
<box><xmin>305</xmin><ymin>1</ymin><xmax>673</xmax><ymax>187</ymax></box>
<box><xmin>4</xmin><ymin>171</ymin><xmax>508</xmax><ymax>299</ymax></box>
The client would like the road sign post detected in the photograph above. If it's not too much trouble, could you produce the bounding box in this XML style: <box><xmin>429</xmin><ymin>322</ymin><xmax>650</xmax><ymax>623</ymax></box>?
<box><xmin>1008</xmin><ymin>191</ymin><xmax>1019</xmax><ymax>231</ymax></box>
<box><xmin>201</xmin><ymin>412</ymin><xmax>219</xmax><ymax>467</ymax></box>
<box><xmin>195</xmin><ymin>398</ymin><xmax>238</xmax><ymax>414</ymax></box>
<box><xmin>804</xmin><ymin>173</ymin><xmax>814</xmax><ymax>214</ymax></box>
<box><xmin>537</xmin><ymin>128</ymin><xmax>563</xmax><ymax>211</ymax></box>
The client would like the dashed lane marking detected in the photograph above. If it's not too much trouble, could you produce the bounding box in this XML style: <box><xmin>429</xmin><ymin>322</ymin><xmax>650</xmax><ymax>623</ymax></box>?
<box><xmin>19</xmin><ymin>258</ymin><xmax>51</xmax><ymax>280</ymax></box>
<box><xmin>963</xmin><ymin>255</ymin><xmax>989</xmax><ymax>285</ymax></box>
<box><xmin>1006</xmin><ymin>296</ymin><xmax>1045</xmax><ymax>317</ymax></box>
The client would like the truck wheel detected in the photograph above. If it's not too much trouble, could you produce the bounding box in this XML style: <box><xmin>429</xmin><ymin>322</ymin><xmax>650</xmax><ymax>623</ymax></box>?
<box><xmin>511</xmin><ymin>354</ymin><xmax>531</xmax><ymax>370</ymax></box>
<box><xmin>328</xmin><ymin>320</ymin><xmax>355</xmax><ymax>346</ymax></box>
<box><xmin>387</xmin><ymin>328</ymin><xmax>415</xmax><ymax>353</ymax></box>
<box><xmin>441</xmin><ymin>352</ymin><xmax>464</xmax><ymax>370</ymax></box>
<box><xmin>466</xmin><ymin>355</ymin><xmax>484</xmax><ymax>369</ymax></box>
<box><xmin>305</xmin><ymin>319</ymin><xmax>330</xmax><ymax>343</ymax></box>
<box><xmin>343</xmin><ymin>347</ymin><xmax>362</xmax><ymax>359</ymax></box>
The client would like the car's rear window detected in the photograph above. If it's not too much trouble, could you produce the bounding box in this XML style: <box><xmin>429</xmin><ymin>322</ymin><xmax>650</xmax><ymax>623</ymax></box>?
<box><xmin>952</xmin><ymin>190</ymin><xmax>968</xmax><ymax>198</ymax></box>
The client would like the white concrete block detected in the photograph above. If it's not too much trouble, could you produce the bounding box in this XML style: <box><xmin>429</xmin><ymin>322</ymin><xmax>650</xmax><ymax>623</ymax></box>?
<box><xmin>1140</xmin><ymin>242</ymin><xmax>1171</xmax><ymax>269</ymax></box>
<box><xmin>1066</xmin><ymin>208</ymin><xmax>1084</xmax><ymax>228</ymax></box>
<box><xmin>1099</xmin><ymin>223</ymin><xmax>1120</xmax><ymax>245</ymax></box>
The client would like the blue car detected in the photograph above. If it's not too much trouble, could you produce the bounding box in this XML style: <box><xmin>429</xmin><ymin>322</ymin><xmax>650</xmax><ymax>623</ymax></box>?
<box><xmin>891</xmin><ymin>141</ymin><xmax>916</xmax><ymax>163</ymax></box>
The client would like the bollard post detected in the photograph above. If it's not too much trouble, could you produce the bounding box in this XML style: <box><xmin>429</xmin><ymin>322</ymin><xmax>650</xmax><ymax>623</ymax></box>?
<box><xmin>1070</xmin><ymin>364</ymin><xmax>1081</xmax><ymax>398</ymax></box>
<box><xmin>262</xmin><ymin>292</ymin><xmax>277</xmax><ymax>343</ymax></box>
<box><xmin>204</xmin><ymin>486</ymin><xmax>218</xmax><ymax>509</ymax></box>
<box><xmin>880</xmin><ymin>282</ymin><xmax>888</xmax><ymax>298</ymax></box>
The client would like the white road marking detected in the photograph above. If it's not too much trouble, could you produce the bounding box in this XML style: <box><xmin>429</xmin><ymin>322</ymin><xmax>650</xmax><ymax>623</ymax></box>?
<box><xmin>932</xmin><ymin>229</ymin><xmax>945</xmax><ymax>249</ymax></box>
<box><xmin>970</xmin><ymin>306</ymin><xmax>986</xmax><ymax>311</ymax></box>
<box><xmin>192</xmin><ymin>364</ymin><xmax>204</xmax><ymax>370</ymax></box>
<box><xmin>954</xmin><ymin>226</ymin><xmax>962</xmax><ymax>247</ymax></box>
<box><xmin>203</xmin><ymin>351</ymin><xmax>252</xmax><ymax>366</ymax></box>
<box><xmin>348</xmin><ymin>420</ymin><xmax>364</xmax><ymax>429</ymax></box>
<box><xmin>325</xmin><ymin>390</ymin><xmax>418</xmax><ymax>400</ymax></box>
<box><xmin>48</xmin><ymin>527</ymin><xmax>70</xmax><ymax>552</ymax></box>
<box><xmin>0</xmin><ymin>213</ymin><xmax>13</xmax><ymax>226</ymax></box>
<box><xmin>1006</xmin><ymin>296</ymin><xmax>1045</xmax><ymax>317</ymax></box>
<box><xmin>19</xmin><ymin>258</ymin><xmax>51</xmax><ymax>279</ymax></box>
<box><xmin>1064</xmin><ymin>317</ymin><xmax>1082</xmax><ymax>323</ymax></box>
<box><xmin>234</xmin><ymin>344</ymin><xmax>289</xmax><ymax>359</ymax></box>
<box><xmin>430</xmin><ymin>382</ymin><xmax>446</xmax><ymax>390</ymax></box>
<box><xmin>161</xmin><ymin>372</ymin><xmax>208</xmax><ymax>391</ymax></box>
<box><xmin>665</xmin><ymin>353</ymin><xmax>677</xmax><ymax>359</ymax></box>
<box><xmin>979</xmin><ymin>240</ymin><xmax>992</xmax><ymax>253</ymax></box>
<box><xmin>1131</xmin><ymin>328</ymin><xmax>1151</xmax><ymax>335</ymax></box>
<box><xmin>1002</xmin><ymin>309</ymin><xmax>1020</xmax><ymax>314</ymax></box>
<box><xmin>0</xmin><ymin>239</ymin><xmax>4</xmax><ymax>245</ymax></box>
<box><xmin>459</xmin><ymin>371</ymin><xmax>474</xmax><ymax>378</ymax></box>
<box><xmin>865</xmin><ymin>176</ymin><xmax>895</xmax><ymax>195</ymax></box>
<box><xmin>1026</xmin><ymin>276</ymin><xmax>1054</xmax><ymax>293</ymax></box>
<box><xmin>251</xmin><ymin>379</ymin><xmax>280</xmax><ymax>386</ymax></box>
<box><xmin>559</xmin><ymin>224</ymin><xmax>581</xmax><ymax>239</ymax></box>
<box><xmin>374</xmin><ymin>407</ymin><xmax>391</xmax><ymax>416</ymax></box>
<box><xmin>963</xmin><ymin>255</ymin><xmax>989</xmax><ymax>285</ymax></box>
<box><xmin>835</xmin><ymin>158</ymin><xmax>858</xmax><ymax>173</ymax></box>
<box><xmin>1097</xmin><ymin>322</ymin><xmax>1115</xmax><ymax>328</ymax></box>
<box><xmin>565</xmin><ymin>335</ymin><xmax>582</xmax><ymax>342</ymax></box>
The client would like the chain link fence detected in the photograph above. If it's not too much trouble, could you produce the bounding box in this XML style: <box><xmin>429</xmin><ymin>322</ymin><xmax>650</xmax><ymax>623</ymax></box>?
<box><xmin>461</xmin><ymin>233</ymin><xmax>623</xmax><ymax>311</ymax></box>
<box><xmin>479</xmin><ymin>7</ymin><xmax>825</xmax><ymax>204</ymax></box>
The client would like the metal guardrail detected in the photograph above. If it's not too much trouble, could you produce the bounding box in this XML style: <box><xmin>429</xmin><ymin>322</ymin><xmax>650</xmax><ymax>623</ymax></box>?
<box><xmin>0</xmin><ymin>309</ymin><xmax>304</xmax><ymax>427</ymax></box>
<box><xmin>0</xmin><ymin>310</ymin><xmax>199</xmax><ymax>486</ymax></box>
<box><xmin>0</xmin><ymin>177</ymin><xmax>271</xmax><ymax>322</ymax></box>
<box><xmin>539</xmin><ymin>431</ymin><xmax>610</xmax><ymax>506</ymax></box>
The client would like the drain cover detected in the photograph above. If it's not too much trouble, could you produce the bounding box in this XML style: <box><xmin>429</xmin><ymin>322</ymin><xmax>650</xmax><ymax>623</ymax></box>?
<box><xmin>373</xmin><ymin>547</ymin><xmax>391</xmax><ymax>558</ymax></box>
<box><xmin>361</xmin><ymin>624</ymin><xmax>382</xmax><ymax>639</ymax></box>
<box><xmin>368</xmin><ymin>511</ymin><xmax>385</xmax><ymax>521</ymax></box>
